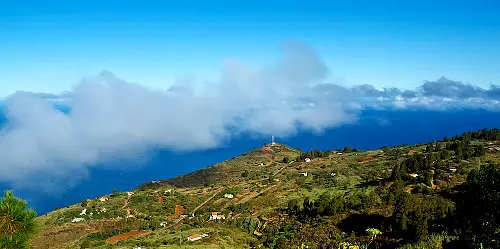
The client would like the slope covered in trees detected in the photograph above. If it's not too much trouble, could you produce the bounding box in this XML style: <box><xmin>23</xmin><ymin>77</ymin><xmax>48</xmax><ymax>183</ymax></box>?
<box><xmin>28</xmin><ymin>128</ymin><xmax>500</xmax><ymax>249</ymax></box>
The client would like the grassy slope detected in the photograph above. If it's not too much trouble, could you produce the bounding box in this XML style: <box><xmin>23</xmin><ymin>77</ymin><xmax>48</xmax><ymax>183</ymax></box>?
<box><xmin>30</xmin><ymin>142</ymin><xmax>500</xmax><ymax>249</ymax></box>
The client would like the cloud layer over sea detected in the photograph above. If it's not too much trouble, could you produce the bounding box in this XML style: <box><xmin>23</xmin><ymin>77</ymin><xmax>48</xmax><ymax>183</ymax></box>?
<box><xmin>0</xmin><ymin>42</ymin><xmax>499</xmax><ymax>192</ymax></box>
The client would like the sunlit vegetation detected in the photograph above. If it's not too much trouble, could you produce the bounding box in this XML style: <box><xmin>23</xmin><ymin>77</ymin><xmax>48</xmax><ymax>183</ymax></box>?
<box><xmin>28</xmin><ymin>128</ymin><xmax>500</xmax><ymax>248</ymax></box>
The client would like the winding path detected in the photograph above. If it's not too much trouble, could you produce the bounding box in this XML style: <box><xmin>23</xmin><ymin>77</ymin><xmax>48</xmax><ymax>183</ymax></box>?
<box><xmin>190</xmin><ymin>187</ymin><xmax>225</xmax><ymax>216</ymax></box>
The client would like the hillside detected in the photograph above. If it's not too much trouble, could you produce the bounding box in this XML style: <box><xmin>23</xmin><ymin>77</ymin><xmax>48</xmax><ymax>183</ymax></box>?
<box><xmin>30</xmin><ymin>129</ymin><xmax>500</xmax><ymax>249</ymax></box>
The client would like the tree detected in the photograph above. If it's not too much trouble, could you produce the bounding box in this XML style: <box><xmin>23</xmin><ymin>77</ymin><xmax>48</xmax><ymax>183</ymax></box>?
<box><xmin>456</xmin><ymin>164</ymin><xmax>500</xmax><ymax>248</ymax></box>
<box><xmin>0</xmin><ymin>190</ymin><xmax>37</xmax><ymax>249</ymax></box>
<box><xmin>241</xmin><ymin>170</ymin><xmax>249</xmax><ymax>177</ymax></box>
<box><xmin>393</xmin><ymin>192</ymin><xmax>412</xmax><ymax>232</ymax></box>
<box><xmin>287</xmin><ymin>199</ymin><xmax>301</xmax><ymax>215</ymax></box>
<box><xmin>80</xmin><ymin>199</ymin><xmax>88</xmax><ymax>207</ymax></box>
<box><xmin>282</xmin><ymin>157</ymin><xmax>290</xmax><ymax>164</ymax></box>
<box><xmin>343</xmin><ymin>146</ymin><xmax>354</xmax><ymax>153</ymax></box>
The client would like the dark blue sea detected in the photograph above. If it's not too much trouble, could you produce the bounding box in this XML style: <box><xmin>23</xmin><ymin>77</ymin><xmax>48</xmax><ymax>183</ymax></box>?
<box><xmin>1</xmin><ymin>108</ymin><xmax>499</xmax><ymax>215</ymax></box>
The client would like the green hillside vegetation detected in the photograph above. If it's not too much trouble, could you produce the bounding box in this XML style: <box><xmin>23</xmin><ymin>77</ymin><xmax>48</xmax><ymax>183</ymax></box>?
<box><xmin>29</xmin><ymin>128</ymin><xmax>500</xmax><ymax>249</ymax></box>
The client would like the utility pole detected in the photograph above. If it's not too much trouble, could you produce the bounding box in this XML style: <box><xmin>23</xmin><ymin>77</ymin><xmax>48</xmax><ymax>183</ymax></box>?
<box><xmin>179</xmin><ymin>228</ymin><xmax>182</xmax><ymax>246</ymax></box>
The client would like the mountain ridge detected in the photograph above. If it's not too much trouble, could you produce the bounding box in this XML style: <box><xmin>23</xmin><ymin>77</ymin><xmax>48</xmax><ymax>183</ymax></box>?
<box><xmin>30</xmin><ymin>128</ymin><xmax>500</xmax><ymax>249</ymax></box>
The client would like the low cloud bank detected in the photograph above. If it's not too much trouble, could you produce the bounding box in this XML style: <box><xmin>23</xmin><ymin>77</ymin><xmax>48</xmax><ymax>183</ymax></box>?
<box><xmin>0</xmin><ymin>42</ymin><xmax>498</xmax><ymax>191</ymax></box>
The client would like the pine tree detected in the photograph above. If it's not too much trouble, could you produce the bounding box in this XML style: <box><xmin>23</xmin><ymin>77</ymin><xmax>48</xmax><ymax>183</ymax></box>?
<box><xmin>0</xmin><ymin>190</ymin><xmax>37</xmax><ymax>249</ymax></box>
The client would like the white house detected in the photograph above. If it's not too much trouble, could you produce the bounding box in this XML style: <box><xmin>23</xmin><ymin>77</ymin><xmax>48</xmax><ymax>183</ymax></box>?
<box><xmin>127</xmin><ymin>191</ymin><xmax>135</xmax><ymax>196</ymax></box>
<box><xmin>160</xmin><ymin>221</ymin><xmax>169</xmax><ymax>228</ymax></box>
<box><xmin>408</xmin><ymin>173</ymin><xmax>419</xmax><ymax>178</ymax></box>
<box><xmin>331</xmin><ymin>173</ymin><xmax>337</xmax><ymax>177</ymax></box>
<box><xmin>337</xmin><ymin>152</ymin><xmax>343</xmax><ymax>155</ymax></box>
<box><xmin>80</xmin><ymin>208</ymin><xmax>87</xmax><ymax>216</ymax></box>
<box><xmin>187</xmin><ymin>233</ymin><xmax>209</xmax><ymax>241</ymax></box>
<box><xmin>72</xmin><ymin>218</ymin><xmax>85</xmax><ymax>223</ymax></box>
<box><xmin>301</xmin><ymin>172</ymin><xmax>308</xmax><ymax>177</ymax></box>
<box><xmin>209</xmin><ymin>212</ymin><xmax>225</xmax><ymax>221</ymax></box>
<box><xmin>224</xmin><ymin>193</ymin><xmax>234</xmax><ymax>199</ymax></box>
<box><xmin>99</xmin><ymin>197</ymin><xmax>108</xmax><ymax>202</ymax></box>
<box><xmin>448</xmin><ymin>167</ymin><xmax>457</xmax><ymax>173</ymax></box>
<box><xmin>304</xmin><ymin>158</ymin><xmax>311</xmax><ymax>163</ymax></box>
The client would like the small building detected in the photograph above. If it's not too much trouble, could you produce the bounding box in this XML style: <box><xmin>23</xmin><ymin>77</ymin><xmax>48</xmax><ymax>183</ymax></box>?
<box><xmin>448</xmin><ymin>167</ymin><xmax>457</xmax><ymax>173</ymax></box>
<box><xmin>209</xmin><ymin>212</ymin><xmax>225</xmax><ymax>221</ymax></box>
<box><xmin>71</xmin><ymin>218</ymin><xmax>85</xmax><ymax>223</ymax></box>
<box><xmin>489</xmin><ymin>147</ymin><xmax>494</xmax><ymax>151</ymax></box>
<box><xmin>301</xmin><ymin>172</ymin><xmax>308</xmax><ymax>177</ymax></box>
<box><xmin>496</xmin><ymin>147</ymin><xmax>500</xmax><ymax>151</ymax></box>
<box><xmin>160</xmin><ymin>221</ymin><xmax>169</xmax><ymax>228</ymax></box>
<box><xmin>80</xmin><ymin>208</ymin><xmax>87</xmax><ymax>216</ymax></box>
<box><xmin>99</xmin><ymin>197</ymin><xmax>108</xmax><ymax>202</ymax></box>
<box><xmin>331</xmin><ymin>173</ymin><xmax>337</xmax><ymax>177</ymax></box>
<box><xmin>187</xmin><ymin>233</ymin><xmax>209</xmax><ymax>242</ymax></box>
<box><xmin>408</xmin><ymin>173</ymin><xmax>419</xmax><ymax>178</ymax></box>
<box><xmin>337</xmin><ymin>152</ymin><xmax>343</xmax><ymax>155</ymax></box>
<box><xmin>164</xmin><ymin>189</ymin><xmax>174</xmax><ymax>195</ymax></box>
<box><xmin>304</xmin><ymin>158</ymin><xmax>311</xmax><ymax>163</ymax></box>
<box><xmin>127</xmin><ymin>191</ymin><xmax>135</xmax><ymax>196</ymax></box>
<box><xmin>223</xmin><ymin>193</ymin><xmax>234</xmax><ymax>199</ymax></box>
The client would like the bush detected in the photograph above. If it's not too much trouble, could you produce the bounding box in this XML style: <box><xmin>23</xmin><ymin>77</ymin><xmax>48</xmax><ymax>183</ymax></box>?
<box><xmin>80</xmin><ymin>199</ymin><xmax>88</xmax><ymax>207</ymax></box>
<box><xmin>241</xmin><ymin>171</ymin><xmax>249</xmax><ymax>177</ymax></box>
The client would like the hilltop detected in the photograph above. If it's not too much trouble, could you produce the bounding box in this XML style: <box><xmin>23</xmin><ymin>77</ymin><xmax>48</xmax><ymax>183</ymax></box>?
<box><xmin>30</xmin><ymin>129</ymin><xmax>500</xmax><ymax>249</ymax></box>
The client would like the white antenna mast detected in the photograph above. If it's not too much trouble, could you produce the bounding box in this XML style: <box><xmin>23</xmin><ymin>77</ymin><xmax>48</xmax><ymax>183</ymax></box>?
<box><xmin>271</xmin><ymin>135</ymin><xmax>275</xmax><ymax>145</ymax></box>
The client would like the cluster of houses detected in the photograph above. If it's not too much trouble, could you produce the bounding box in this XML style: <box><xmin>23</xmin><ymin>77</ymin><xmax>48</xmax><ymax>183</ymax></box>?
<box><xmin>72</xmin><ymin>206</ymin><xmax>106</xmax><ymax>222</ymax></box>
<box><xmin>408</xmin><ymin>166</ymin><xmax>458</xmax><ymax>179</ymax></box>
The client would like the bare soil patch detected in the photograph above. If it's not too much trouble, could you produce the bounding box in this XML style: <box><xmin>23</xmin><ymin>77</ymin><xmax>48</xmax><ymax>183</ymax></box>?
<box><xmin>105</xmin><ymin>230</ymin><xmax>151</xmax><ymax>243</ymax></box>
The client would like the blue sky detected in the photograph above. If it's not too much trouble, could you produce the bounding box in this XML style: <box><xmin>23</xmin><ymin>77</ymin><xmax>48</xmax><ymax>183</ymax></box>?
<box><xmin>1</xmin><ymin>0</ymin><xmax>499</xmax><ymax>96</ymax></box>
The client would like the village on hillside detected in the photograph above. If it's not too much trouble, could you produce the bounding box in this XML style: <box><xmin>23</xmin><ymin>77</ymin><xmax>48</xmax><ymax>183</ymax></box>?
<box><xmin>30</xmin><ymin>130</ymin><xmax>500</xmax><ymax>249</ymax></box>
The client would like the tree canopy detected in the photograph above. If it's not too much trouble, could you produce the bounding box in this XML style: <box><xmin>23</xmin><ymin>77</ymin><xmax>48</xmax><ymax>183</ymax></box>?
<box><xmin>0</xmin><ymin>190</ymin><xmax>37</xmax><ymax>249</ymax></box>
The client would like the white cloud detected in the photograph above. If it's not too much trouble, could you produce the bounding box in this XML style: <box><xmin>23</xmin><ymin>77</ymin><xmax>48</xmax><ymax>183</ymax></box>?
<box><xmin>1</xmin><ymin>42</ymin><xmax>499</xmax><ymax>192</ymax></box>
<box><xmin>0</xmin><ymin>42</ymin><xmax>358</xmax><ymax>191</ymax></box>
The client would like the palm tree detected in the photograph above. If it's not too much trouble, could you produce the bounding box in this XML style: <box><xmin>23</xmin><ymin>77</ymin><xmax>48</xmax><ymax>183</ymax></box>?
<box><xmin>0</xmin><ymin>190</ymin><xmax>37</xmax><ymax>249</ymax></box>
